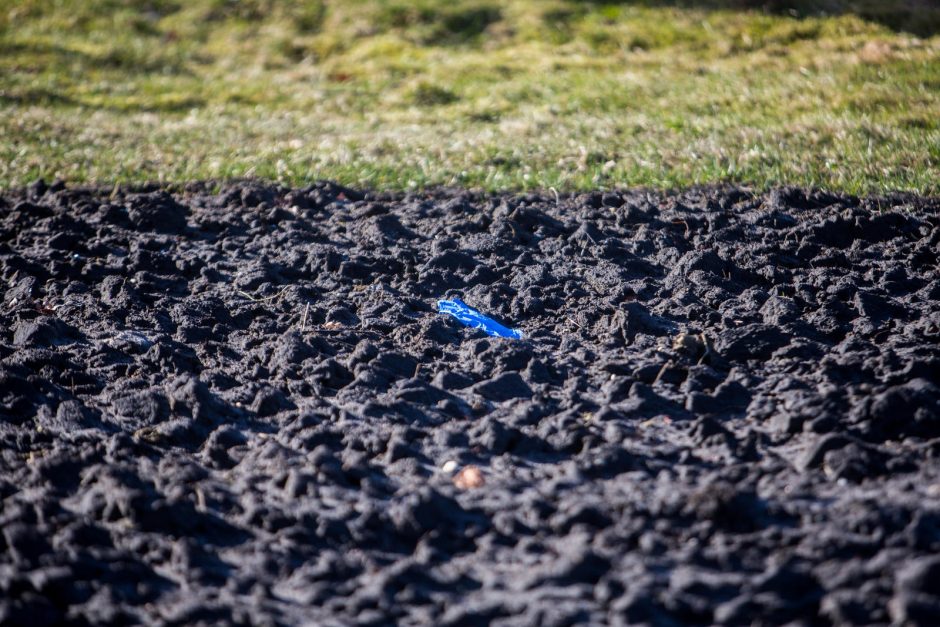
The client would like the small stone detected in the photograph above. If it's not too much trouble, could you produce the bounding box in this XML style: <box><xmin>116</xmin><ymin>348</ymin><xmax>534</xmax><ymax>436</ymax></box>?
<box><xmin>453</xmin><ymin>465</ymin><xmax>485</xmax><ymax>490</ymax></box>
<box><xmin>441</xmin><ymin>460</ymin><xmax>458</xmax><ymax>474</ymax></box>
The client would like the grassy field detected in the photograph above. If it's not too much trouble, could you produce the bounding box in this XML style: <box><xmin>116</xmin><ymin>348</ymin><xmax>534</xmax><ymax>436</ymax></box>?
<box><xmin>1</xmin><ymin>0</ymin><xmax>938</xmax><ymax>194</ymax></box>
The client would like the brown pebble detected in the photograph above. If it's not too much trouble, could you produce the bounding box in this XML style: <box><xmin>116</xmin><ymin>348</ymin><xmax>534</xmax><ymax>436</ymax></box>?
<box><xmin>453</xmin><ymin>465</ymin><xmax>485</xmax><ymax>490</ymax></box>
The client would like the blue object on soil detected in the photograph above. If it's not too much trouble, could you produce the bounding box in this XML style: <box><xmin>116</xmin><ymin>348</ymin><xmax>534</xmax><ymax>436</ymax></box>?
<box><xmin>437</xmin><ymin>298</ymin><xmax>523</xmax><ymax>339</ymax></box>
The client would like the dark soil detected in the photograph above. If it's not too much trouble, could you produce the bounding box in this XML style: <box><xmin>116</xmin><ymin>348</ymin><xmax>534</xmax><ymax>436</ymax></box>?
<box><xmin>2</xmin><ymin>179</ymin><xmax>940</xmax><ymax>626</ymax></box>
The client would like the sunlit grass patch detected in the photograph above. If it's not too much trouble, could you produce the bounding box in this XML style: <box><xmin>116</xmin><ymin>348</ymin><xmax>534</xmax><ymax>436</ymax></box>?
<box><xmin>0</xmin><ymin>0</ymin><xmax>938</xmax><ymax>193</ymax></box>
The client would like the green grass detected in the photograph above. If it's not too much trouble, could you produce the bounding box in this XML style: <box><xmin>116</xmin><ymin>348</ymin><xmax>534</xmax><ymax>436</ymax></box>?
<box><xmin>1</xmin><ymin>0</ymin><xmax>938</xmax><ymax>194</ymax></box>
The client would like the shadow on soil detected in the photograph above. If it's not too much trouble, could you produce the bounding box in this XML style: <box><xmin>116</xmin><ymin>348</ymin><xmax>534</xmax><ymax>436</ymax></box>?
<box><xmin>589</xmin><ymin>0</ymin><xmax>940</xmax><ymax>36</ymax></box>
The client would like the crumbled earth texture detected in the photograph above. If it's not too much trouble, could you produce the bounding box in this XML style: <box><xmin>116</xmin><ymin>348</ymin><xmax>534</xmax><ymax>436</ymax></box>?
<box><xmin>2</xmin><ymin>179</ymin><xmax>940</xmax><ymax>626</ymax></box>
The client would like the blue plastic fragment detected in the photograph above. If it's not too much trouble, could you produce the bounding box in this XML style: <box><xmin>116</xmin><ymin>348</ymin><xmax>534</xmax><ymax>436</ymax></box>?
<box><xmin>437</xmin><ymin>298</ymin><xmax>523</xmax><ymax>339</ymax></box>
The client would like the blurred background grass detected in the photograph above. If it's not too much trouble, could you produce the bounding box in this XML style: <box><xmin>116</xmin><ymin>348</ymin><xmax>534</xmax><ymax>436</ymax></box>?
<box><xmin>1</xmin><ymin>0</ymin><xmax>938</xmax><ymax>193</ymax></box>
